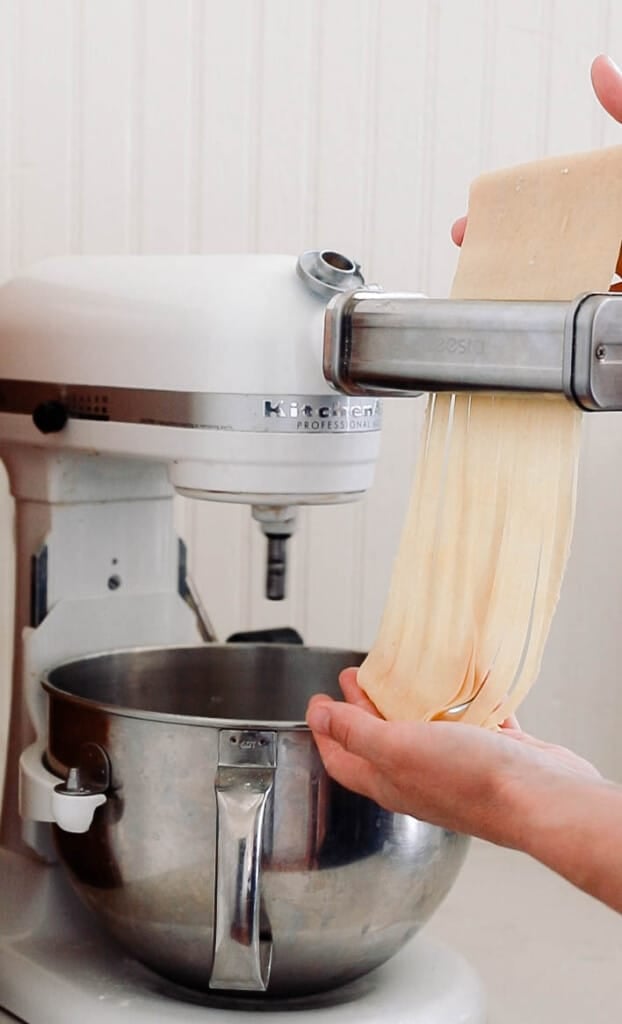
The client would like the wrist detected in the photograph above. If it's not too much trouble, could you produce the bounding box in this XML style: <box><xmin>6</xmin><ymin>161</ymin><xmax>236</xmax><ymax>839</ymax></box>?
<box><xmin>507</xmin><ymin>770</ymin><xmax>622</xmax><ymax>910</ymax></box>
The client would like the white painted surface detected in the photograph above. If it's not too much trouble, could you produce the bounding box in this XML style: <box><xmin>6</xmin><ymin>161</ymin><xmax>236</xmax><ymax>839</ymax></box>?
<box><xmin>1</xmin><ymin>0</ymin><xmax>622</xmax><ymax>788</ymax></box>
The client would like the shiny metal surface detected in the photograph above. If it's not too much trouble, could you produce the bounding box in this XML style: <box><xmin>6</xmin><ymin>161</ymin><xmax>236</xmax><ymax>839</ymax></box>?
<box><xmin>323</xmin><ymin>289</ymin><xmax>622</xmax><ymax>410</ymax></box>
<box><xmin>212</xmin><ymin>728</ymin><xmax>276</xmax><ymax>991</ymax></box>
<box><xmin>296</xmin><ymin>249</ymin><xmax>365</xmax><ymax>300</ymax></box>
<box><xmin>42</xmin><ymin>644</ymin><xmax>468</xmax><ymax>998</ymax></box>
<box><xmin>323</xmin><ymin>290</ymin><xmax>568</xmax><ymax>396</ymax></box>
<box><xmin>571</xmin><ymin>292</ymin><xmax>622</xmax><ymax>410</ymax></box>
<box><xmin>0</xmin><ymin>383</ymin><xmax>382</xmax><ymax>433</ymax></box>
<box><xmin>252</xmin><ymin>505</ymin><xmax>297</xmax><ymax>602</ymax></box>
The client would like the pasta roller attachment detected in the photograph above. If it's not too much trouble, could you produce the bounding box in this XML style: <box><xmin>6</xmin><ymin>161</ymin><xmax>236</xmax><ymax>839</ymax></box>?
<box><xmin>323</xmin><ymin>290</ymin><xmax>622</xmax><ymax>411</ymax></box>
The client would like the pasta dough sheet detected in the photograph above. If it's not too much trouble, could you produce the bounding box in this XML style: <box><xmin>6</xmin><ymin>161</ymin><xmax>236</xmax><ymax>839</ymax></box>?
<box><xmin>358</xmin><ymin>145</ymin><xmax>622</xmax><ymax>728</ymax></box>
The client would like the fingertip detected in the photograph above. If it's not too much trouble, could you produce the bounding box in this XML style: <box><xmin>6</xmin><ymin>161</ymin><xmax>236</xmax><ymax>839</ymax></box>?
<box><xmin>591</xmin><ymin>53</ymin><xmax>621</xmax><ymax>77</ymax></box>
<box><xmin>308</xmin><ymin>692</ymin><xmax>333</xmax><ymax>706</ymax></box>
<box><xmin>591</xmin><ymin>53</ymin><xmax>622</xmax><ymax>122</ymax></box>
<box><xmin>339</xmin><ymin>666</ymin><xmax>359</xmax><ymax>688</ymax></box>
<box><xmin>339</xmin><ymin>667</ymin><xmax>382</xmax><ymax>716</ymax></box>
<box><xmin>451</xmin><ymin>215</ymin><xmax>467</xmax><ymax>247</ymax></box>
<box><xmin>591</xmin><ymin>53</ymin><xmax>605</xmax><ymax>74</ymax></box>
<box><xmin>306</xmin><ymin>698</ymin><xmax>333</xmax><ymax>736</ymax></box>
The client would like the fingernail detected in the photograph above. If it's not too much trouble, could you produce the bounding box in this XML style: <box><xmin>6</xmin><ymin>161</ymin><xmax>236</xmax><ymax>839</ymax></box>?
<box><xmin>307</xmin><ymin>704</ymin><xmax>331</xmax><ymax>735</ymax></box>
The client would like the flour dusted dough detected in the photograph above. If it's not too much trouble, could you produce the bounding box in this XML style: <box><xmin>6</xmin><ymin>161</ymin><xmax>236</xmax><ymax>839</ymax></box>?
<box><xmin>358</xmin><ymin>146</ymin><xmax>622</xmax><ymax>728</ymax></box>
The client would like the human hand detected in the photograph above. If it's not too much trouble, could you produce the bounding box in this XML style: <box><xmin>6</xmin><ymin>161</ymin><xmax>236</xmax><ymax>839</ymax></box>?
<box><xmin>451</xmin><ymin>54</ymin><xmax>622</xmax><ymax>247</ymax></box>
<box><xmin>306</xmin><ymin>668</ymin><xmax>600</xmax><ymax>848</ymax></box>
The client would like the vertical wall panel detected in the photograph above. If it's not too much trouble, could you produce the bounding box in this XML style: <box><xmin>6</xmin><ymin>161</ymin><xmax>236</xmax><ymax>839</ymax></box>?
<box><xmin>426</xmin><ymin>0</ymin><xmax>488</xmax><ymax>297</ymax></box>
<box><xmin>311</xmin><ymin>0</ymin><xmax>375</xmax><ymax>257</ymax></box>
<box><xmin>198</xmin><ymin>0</ymin><xmax>263</xmax><ymax>251</ymax></box>
<box><xmin>11</xmin><ymin>1</ymin><xmax>74</xmax><ymax>265</ymax></box>
<box><xmin>546</xmin><ymin>0</ymin><xmax>611</xmax><ymax>155</ymax></box>
<box><xmin>255</xmin><ymin>0</ymin><xmax>315</xmax><ymax>252</ymax></box>
<box><xmin>485</xmin><ymin>1</ymin><xmax>549</xmax><ymax>169</ymax></box>
<box><xmin>140</xmin><ymin>0</ymin><xmax>194</xmax><ymax>252</ymax></box>
<box><xmin>0</xmin><ymin>1</ymin><xmax>16</xmax><ymax>279</ymax></box>
<box><xmin>79</xmin><ymin>0</ymin><xmax>134</xmax><ymax>251</ymax></box>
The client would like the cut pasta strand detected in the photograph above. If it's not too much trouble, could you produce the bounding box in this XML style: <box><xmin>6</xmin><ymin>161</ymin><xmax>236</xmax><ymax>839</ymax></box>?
<box><xmin>358</xmin><ymin>145</ymin><xmax>622</xmax><ymax>728</ymax></box>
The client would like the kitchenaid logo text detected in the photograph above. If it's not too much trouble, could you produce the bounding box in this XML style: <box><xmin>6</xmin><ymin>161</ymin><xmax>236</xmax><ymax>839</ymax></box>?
<box><xmin>263</xmin><ymin>398</ymin><xmax>381</xmax><ymax>431</ymax></box>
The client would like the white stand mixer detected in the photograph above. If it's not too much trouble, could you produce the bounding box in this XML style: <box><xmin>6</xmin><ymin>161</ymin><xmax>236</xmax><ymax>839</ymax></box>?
<box><xmin>11</xmin><ymin>248</ymin><xmax>615</xmax><ymax>1022</ymax></box>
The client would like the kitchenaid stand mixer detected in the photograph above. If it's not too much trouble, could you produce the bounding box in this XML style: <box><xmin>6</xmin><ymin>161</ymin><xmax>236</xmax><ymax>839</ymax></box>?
<box><xmin>0</xmin><ymin>248</ymin><xmax>620</xmax><ymax>1023</ymax></box>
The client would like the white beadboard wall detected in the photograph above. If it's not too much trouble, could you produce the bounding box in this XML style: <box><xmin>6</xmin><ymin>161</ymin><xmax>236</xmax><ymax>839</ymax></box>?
<box><xmin>1</xmin><ymin>0</ymin><xmax>622</xmax><ymax>778</ymax></box>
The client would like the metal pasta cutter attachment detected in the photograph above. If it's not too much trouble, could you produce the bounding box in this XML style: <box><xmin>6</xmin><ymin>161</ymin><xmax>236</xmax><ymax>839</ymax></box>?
<box><xmin>323</xmin><ymin>290</ymin><xmax>622</xmax><ymax>409</ymax></box>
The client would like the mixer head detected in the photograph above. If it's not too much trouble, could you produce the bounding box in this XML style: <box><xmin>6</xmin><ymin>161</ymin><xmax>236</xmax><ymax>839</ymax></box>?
<box><xmin>0</xmin><ymin>251</ymin><xmax>381</xmax><ymax>601</ymax></box>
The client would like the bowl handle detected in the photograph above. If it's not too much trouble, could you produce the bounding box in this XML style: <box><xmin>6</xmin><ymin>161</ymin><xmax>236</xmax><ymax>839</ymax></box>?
<box><xmin>210</xmin><ymin>729</ymin><xmax>276</xmax><ymax>992</ymax></box>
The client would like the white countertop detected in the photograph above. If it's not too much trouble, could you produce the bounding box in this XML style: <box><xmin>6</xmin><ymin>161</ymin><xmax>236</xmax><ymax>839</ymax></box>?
<box><xmin>427</xmin><ymin>839</ymin><xmax>622</xmax><ymax>1023</ymax></box>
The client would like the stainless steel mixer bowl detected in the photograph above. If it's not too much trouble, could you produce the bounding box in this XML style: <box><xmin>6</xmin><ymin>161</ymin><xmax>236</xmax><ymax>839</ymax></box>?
<box><xmin>42</xmin><ymin>644</ymin><xmax>469</xmax><ymax>998</ymax></box>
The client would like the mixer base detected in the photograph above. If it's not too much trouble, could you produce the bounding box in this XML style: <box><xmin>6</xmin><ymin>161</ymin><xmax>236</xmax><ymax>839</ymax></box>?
<box><xmin>0</xmin><ymin>937</ymin><xmax>485</xmax><ymax>1024</ymax></box>
<box><xmin>0</xmin><ymin>851</ymin><xmax>486</xmax><ymax>1023</ymax></box>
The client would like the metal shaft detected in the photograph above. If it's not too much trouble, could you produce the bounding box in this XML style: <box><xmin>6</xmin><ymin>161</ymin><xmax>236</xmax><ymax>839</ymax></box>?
<box><xmin>265</xmin><ymin>534</ymin><xmax>288</xmax><ymax>601</ymax></box>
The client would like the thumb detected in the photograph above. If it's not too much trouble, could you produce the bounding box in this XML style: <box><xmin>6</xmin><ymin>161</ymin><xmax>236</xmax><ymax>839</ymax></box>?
<box><xmin>306</xmin><ymin>697</ymin><xmax>389</xmax><ymax>800</ymax></box>
<box><xmin>306</xmin><ymin>697</ymin><xmax>389</xmax><ymax>762</ymax></box>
